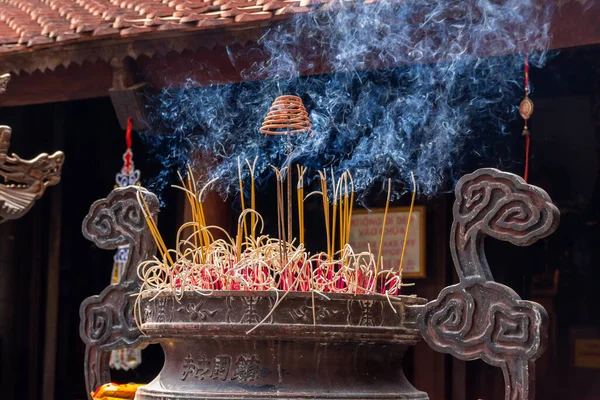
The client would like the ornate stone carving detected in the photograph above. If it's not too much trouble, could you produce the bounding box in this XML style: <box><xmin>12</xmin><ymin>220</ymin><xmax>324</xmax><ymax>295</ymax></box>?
<box><xmin>416</xmin><ymin>168</ymin><xmax>560</xmax><ymax>400</ymax></box>
<box><xmin>79</xmin><ymin>186</ymin><xmax>158</xmax><ymax>398</ymax></box>
<box><xmin>347</xmin><ymin>299</ymin><xmax>384</xmax><ymax>327</ymax></box>
<box><xmin>177</xmin><ymin>301</ymin><xmax>218</xmax><ymax>321</ymax></box>
<box><xmin>226</xmin><ymin>295</ymin><xmax>274</xmax><ymax>324</ymax></box>
<box><xmin>289</xmin><ymin>304</ymin><xmax>342</xmax><ymax>322</ymax></box>
<box><xmin>0</xmin><ymin>125</ymin><xmax>64</xmax><ymax>223</ymax></box>
<box><xmin>155</xmin><ymin>296</ymin><xmax>175</xmax><ymax>323</ymax></box>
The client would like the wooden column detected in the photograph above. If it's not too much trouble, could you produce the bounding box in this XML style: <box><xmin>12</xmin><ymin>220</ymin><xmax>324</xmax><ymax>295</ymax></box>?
<box><xmin>26</xmin><ymin>206</ymin><xmax>43</xmax><ymax>400</ymax></box>
<box><xmin>0</xmin><ymin>221</ymin><xmax>19</xmax><ymax>400</ymax></box>
<box><xmin>42</xmin><ymin>103</ymin><xmax>64</xmax><ymax>400</ymax></box>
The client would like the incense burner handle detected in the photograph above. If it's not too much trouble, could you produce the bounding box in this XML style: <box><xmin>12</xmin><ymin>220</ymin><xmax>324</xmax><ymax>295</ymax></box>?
<box><xmin>416</xmin><ymin>168</ymin><xmax>560</xmax><ymax>400</ymax></box>
<box><xmin>79</xmin><ymin>186</ymin><xmax>158</xmax><ymax>399</ymax></box>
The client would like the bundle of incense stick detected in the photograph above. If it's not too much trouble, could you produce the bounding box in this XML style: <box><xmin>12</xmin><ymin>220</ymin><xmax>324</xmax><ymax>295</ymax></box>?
<box><xmin>135</xmin><ymin>162</ymin><xmax>417</xmax><ymax>301</ymax></box>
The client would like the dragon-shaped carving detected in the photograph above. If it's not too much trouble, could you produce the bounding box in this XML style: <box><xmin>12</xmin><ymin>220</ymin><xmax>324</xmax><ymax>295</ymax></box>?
<box><xmin>0</xmin><ymin>125</ymin><xmax>64</xmax><ymax>223</ymax></box>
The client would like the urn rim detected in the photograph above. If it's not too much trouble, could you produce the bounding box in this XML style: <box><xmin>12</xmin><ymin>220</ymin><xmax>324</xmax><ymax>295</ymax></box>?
<box><xmin>139</xmin><ymin>290</ymin><xmax>427</xmax><ymax>344</ymax></box>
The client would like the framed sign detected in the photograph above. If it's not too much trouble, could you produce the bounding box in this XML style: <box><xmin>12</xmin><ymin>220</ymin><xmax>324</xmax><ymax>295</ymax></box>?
<box><xmin>571</xmin><ymin>327</ymin><xmax>600</xmax><ymax>369</ymax></box>
<box><xmin>349</xmin><ymin>206</ymin><xmax>426</xmax><ymax>278</ymax></box>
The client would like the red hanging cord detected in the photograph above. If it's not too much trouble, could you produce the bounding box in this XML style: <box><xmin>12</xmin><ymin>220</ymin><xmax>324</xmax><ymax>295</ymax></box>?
<box><xmin>123</xmin><ymin>117</ymin><xmax>133</xmax><ymax>173</ymax></box>
<box><xmin>524</xmin><ymin>55</ymin><xmax>530</xmax><ymax>182</ymax></box>
<box><xmin>524</xmin><ymin>134</ymin><xmax>530</xmax><ymax>182</ymax></box>
<box><xmin>125</xmin><ymin>117</ymin><xmax>133</xmax><ymax>150</ymax></box>
<box><xmin>519</xmin><ymin>54</ymin><xmax>533</xmax><ymax>182</ymax></box>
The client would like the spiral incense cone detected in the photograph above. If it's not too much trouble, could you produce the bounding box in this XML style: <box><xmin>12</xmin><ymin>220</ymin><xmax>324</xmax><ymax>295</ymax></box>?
<box><xmin>260</xmin><ymin>95</ymin><xmax>312</xmax><ymax>135</ymax></box>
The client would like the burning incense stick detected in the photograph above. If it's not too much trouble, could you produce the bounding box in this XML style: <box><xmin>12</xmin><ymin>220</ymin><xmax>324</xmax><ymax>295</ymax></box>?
<box><xmin>272</xmin><ymin>166</ymin><xmax>287</xmax><ymax>265</ymax></box>
<box><xmin>237</xmin><ymin>157</ymin><xmax>248</xmax><ymax>240</ymax></box>
<box><xmin>176</xmin><ymin>171</ymin><xmax>198</xmax><ymax>247</ymax></box>
<box><xmin>137</xmin><ymin>189</ymin><xmax>174</xmax><ymax>266</ymax></box>
<box><xmin>339</xmin><ymin>173</ymin><xmax>344</xmax><ymax>253</ymax></box>
<box><xmin>287</xmin><ymin>158</ymin><xmax>293</xmax><ymax>247</ymax></box>
<box><xmin>297</xmin><ymin>165</ymin><xmax>307</xmax><ymax>244</ymax></box>
<box><xmin>330</xmin><ymin>169</ymin><xmax>338</xmax><ymax>256</ymax></box>
<box><xmin>399</xmin><ymin>172</ymin><xmax>417</xmax><ymax>276</ymax></box>
<box><xmin>376</xmin><ymin>178</ymin><xmax>392</xmax><ymax>275</ymax></box>
<box><xmin>346</xmin><ymin>172</ymin><xmax>354</xmax><ymax>245</ymax></box>
<box><xmin>174</xmin><ymin>167</ymin><xmax>211</xmax><ymax>253</ymax></box>
<box><xmin>245</xmin><ymin>157</ymin><xmax>258</xmax><ymax>240</ymax></box>
<box><xmin>197</xmin><ymin>178</ymin><xmax>218</xmax><ymax>251</ymax></box>
<box><xmin>339</xmin><ymin>172</ymin><xmax>350</xmax><ymax>253</ymax></box>
<box><xmin>318</xmin><ymin>170</ymin><xmax>331</xmax><ymax>259</ymax></box>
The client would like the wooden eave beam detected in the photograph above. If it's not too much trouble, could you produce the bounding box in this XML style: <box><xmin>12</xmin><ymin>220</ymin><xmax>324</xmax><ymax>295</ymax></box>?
<box><xmin>0</xmin><ymin>0</ymin><xmax>597</xmax><ymax>108</ymax></box>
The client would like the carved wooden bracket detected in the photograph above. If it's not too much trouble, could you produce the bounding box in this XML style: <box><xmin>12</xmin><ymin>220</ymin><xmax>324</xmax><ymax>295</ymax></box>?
<box><xmin>79</xmin><ymin>186</ymin><xmax>158</xmax><ymax>398</ymax></box>
<box><xmin>108</xmin><ymin>57</ymin><xmax>152</xmax><ymax>131</ymax></box>
<box><xmin>415</xmin><ymin>168</ymin><xmax>560</xmax><ymax>400</ymax></box>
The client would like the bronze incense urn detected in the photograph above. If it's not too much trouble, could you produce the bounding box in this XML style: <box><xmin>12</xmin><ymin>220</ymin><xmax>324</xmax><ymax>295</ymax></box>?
<box><xmin>138</xmin><ymin>290</ymin><xmax>427</xmax><ymax>399</ymax></box>
<box><xmin>80</xmin><ymin>168</ymin><xmax>559</xmax><ymax>400</ymax></box>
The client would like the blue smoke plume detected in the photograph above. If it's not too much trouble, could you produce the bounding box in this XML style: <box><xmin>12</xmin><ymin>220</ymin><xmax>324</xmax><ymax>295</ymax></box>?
<box><xmin>142</xmin><ymin>0</ymin><xmax>554</xmax><ymax>201</ymax></box>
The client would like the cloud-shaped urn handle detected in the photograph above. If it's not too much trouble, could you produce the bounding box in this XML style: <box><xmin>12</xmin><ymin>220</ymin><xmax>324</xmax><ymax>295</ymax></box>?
<box><xmin>79</xmin><ymin>186</ymin><xmax>158</xmax><ymax>398</ymax></box>
<box><xmin>416</xmin><ymin>168</ymin><xmax>559</xmax><ymax>400</ymax></box>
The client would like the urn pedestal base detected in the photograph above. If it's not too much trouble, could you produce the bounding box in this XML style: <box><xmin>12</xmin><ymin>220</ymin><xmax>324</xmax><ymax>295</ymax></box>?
<box><xmin>136</xmin><ymin>291</ymin><xmax>428</xmax><ymax>400</ymax></box>
<box><xmin>137</xmin><ymin>338</ymin><xmax>428</xmax><ymax>400</ymax></box>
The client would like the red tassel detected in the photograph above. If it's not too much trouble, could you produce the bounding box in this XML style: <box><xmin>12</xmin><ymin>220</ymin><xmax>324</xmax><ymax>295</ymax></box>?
<box><xmin>125</xmin><ymin>117</ymin><xmax>132</xmax><ymax>150</ymax></box>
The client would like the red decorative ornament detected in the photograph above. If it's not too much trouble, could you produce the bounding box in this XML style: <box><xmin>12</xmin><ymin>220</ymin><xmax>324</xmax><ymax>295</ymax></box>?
<box><xmin>110</xmin><ymin>116</ymin><xmax>142</xmax><ymax>371</ymax></box>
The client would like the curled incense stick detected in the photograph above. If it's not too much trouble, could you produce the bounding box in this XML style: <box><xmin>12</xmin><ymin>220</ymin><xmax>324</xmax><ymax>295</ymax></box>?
<box><xmin>245</xmin><ymin>157</ymin><xmax>258</xmax><ymax>239</ymax></box>
<box><xmin>339</xmin><ymin>173</ymin><xmax>346</xmax><ymax>253</ymax></box>
<box><xmin>237</xmin><ymin>157</ymin><xmax>248</xmax><ymax>239</ymax></box>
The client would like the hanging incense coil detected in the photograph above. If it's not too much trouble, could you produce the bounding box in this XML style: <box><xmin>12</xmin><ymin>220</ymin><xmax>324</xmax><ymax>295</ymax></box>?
<box><xmin>260</xmin><ymin>95</ymin><xmax>312</xmax><ymax>135</ymax></box>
